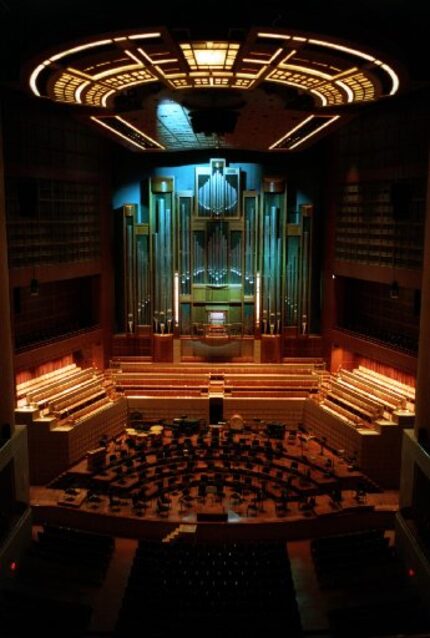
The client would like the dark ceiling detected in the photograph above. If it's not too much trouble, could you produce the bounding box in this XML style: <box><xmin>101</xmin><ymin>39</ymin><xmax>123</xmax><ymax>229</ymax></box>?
<box><xmin>1</xmin><ymin>0</ymin><xmax>428</xmax><ymax>78</ymax></box>
<box><xmin>0</xmin><ymin>0</ymin><xmax>428</xmax><ymax>153</ymax></box>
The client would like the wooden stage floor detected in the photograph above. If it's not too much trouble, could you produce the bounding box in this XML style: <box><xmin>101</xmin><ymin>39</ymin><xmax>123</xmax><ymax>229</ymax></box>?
<box><xmin>30</xmin><ymin>426</ymin><xmax>398</xmax><ymax>542</ymax></box>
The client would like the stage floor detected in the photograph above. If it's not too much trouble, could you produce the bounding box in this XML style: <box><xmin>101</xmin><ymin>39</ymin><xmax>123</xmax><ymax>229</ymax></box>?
<box><xmin>30</xmin><ymin>426</ymin><xmax>398</xmax><ymax>541</ymax></box>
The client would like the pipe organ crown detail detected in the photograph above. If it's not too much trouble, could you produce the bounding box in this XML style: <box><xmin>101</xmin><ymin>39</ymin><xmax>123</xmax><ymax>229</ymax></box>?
<box><xmin>115</xmin><ymin>160</ymin><xmax>313</xmax><ymax>339</ymax></box>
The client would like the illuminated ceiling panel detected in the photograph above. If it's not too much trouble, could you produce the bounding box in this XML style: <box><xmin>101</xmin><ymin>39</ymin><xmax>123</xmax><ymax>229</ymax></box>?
<box><xmin>181</xmin><ymin>42</ymin><xmax>240</xmax><ymax>69</ymax></box>
<box><xmin>27</xmin><ymin>26</ymin><xmax>402</xmax><ymax>151</ymax></box>
<box><xmin>269</xmin><ymin>115</ymin><xmax>341</xmax><ymax>150</ymax></box>
<box><xmin>91</xmin><ymin>115</ymin><xmax>165</xmax><ymax>150</ymax></box>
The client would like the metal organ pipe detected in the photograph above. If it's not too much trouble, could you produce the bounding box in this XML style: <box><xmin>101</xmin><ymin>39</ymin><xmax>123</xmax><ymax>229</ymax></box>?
<box><xmin>256</xmin><ymin>272</ymin><xmax>261</xmax><ymax>327</ymax></box>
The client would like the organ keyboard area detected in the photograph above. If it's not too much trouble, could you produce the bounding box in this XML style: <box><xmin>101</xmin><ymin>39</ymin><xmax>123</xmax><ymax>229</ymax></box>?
<box><xmin>315</xmin><ymin>366</ymin><xmax>415</xmax><ymax>429</ymax></box>
<box><xmin>16</xmin><ymin>363</ymin><xmax>116</xmax><ymax>426</ymax></box>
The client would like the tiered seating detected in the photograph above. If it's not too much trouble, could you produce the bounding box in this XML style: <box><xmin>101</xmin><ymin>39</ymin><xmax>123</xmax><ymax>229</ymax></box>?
<box><xmin>0</xmin><ymin>589</ymin><xmax>92</xmax><ymax>637</ymax></box>
<box><xmin>115</xmin><ymin>540</ymin><xmax>303</xmax><ymax>637</ymax></box>
<box><xmin>0</xmin><ymin>524</ymin><xmax>114</xmax><ymax>636</ymax></box>
<box><xmin>110</xmin><ymin>360</ymin><xmax>326</xmax><ymax>398</ymax></box>
<box><xmin>16</xmin><ymin>365</ymin><xmax>128</xmax><ymax>483</ymax></box>
<box><xmin>224</xmin><ymin>372</ymin><xmax>320</xmax><ymax>396</ymax></box>
<box><xmin>30</xmin><ymin>525</ymin><xmax>114</xmax><ymax>585</ymax></box>
<box><xmin>317</xmin><ymin>365</ymin><xmax>415</xmax><ymax>428</ymax></box>
<box><xmin>311</xmin><ymin>529</ymin><xmax>395</xmax><ymax>588</ymax></box>
<box><xmin>113</xmin><ymin>373</ymin><xmax>209</xmax><ymax>396</ymax></box>
<box><xmin>16</xmin><ymin>363</ymin><xmax>79</xmax><ymax>407</ymax></box>
<box><xmin>16</xmin><ymin>364</ymin><xmax>116</xmax><ymax>425</ymax></box>
<box><xmin>328</xmin><ymin>597</ymin><xmax>430</xmax><ymax>638</ymax></box>
<box><xmin>311</xmin><ymin>530</ymin><xmax>430</xmax><ymax>637</ymax></box>
<box><xmin>352</xmin><ymin>366</ymin><xmax>414</xmax><ymax>405</ymax></box>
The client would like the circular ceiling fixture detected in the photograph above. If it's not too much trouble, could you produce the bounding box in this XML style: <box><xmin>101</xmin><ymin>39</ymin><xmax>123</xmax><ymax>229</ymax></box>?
<box><xmin>26</xmin><ymin>27</ymin><xmax>402</xmax><ymax>151</ymax></box>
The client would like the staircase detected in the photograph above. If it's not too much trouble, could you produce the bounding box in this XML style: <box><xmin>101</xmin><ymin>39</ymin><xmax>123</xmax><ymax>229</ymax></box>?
<box><xmin>208</xmin><ymin>372</ymin><xmax>225</xmax><ymax>396</ymax></box>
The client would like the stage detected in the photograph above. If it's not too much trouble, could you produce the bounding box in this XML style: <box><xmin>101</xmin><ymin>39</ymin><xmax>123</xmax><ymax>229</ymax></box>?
<box><xmin>30</xmin><ymin>425</ymin><xmax>398</xmax><ymax>542</ymax></box>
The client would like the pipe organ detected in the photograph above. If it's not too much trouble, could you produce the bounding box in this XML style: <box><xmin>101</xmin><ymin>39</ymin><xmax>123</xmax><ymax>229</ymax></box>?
<box><xmin>115</xmin><ymin>159</ymin><xmax>314</xmax><ymax>344</ymax></box>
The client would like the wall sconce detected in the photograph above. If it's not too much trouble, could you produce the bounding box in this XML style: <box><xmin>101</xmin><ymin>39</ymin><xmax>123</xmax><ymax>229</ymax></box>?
<box><xmin>389</xmin><ymin>280</ymin><xmax>400</xmax><ymax>299</ymax></box>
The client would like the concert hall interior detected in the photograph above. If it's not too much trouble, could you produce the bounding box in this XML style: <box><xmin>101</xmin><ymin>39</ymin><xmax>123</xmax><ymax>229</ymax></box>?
<box><xmin>1</xmin><ymin>1</ymin><xmax>430</xmax><ymax>636</ymax></box>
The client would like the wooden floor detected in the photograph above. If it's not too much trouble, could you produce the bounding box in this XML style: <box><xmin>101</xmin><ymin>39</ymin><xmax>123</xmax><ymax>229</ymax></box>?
<box><xmin>30</xmin><ymin>426</ymin><xmax>398</xmax><ymax>542</ymax></box>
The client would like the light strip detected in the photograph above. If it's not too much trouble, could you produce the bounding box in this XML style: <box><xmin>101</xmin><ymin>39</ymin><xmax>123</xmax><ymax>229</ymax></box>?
<box><xmin>137</xmin><ymin>47</ymin><xmax>177</xmax><ymax>67</ymax></box>
<box><xmin>115</xmin><ymin>116</ymin><xmax>165</xmax><ymax>149</ymax></box>
<box><xmin>308</xmin><ymin>38</ymin><xmax>375</xmax><ymax>62</ymax></box>
<box><xmin>269</xmin><ymin>115</ymin><xmax>315</xmax><ymax>150</ymax></box>
<box><xmin>288</xmin><ymin>115</ymin><xmax>340</xmax><ymax>150</ymax></box>
<box><xmin>67</xmin><ymin>66</ymin><xmax>93</xmax><ymax>80</ymax></box>
<box><xmin>152</xmin><ymin>58</ymin><xmax>178</xmax><ymax>65</ymax></box>
<box><xmin>336</xmin><ymin>79</ymin><xmax>354</xmax><ymax>103</ymax></box>
<box><xmin>93</xmin><ymin>63</ymin><xmax>143</xmax><ymax>80</ymax></box>
<box><xmin>174</xmin><ymin>272</ymin><xmax>179</xmax><ymax>325</ymax></box>
<box><xmin>242</xmin><ymin>47</ymin><xmax>283</xmax><ymax>65</ymax></box>
<box><xmin>330</xmin><ymin>66</ymin><xmax>358</xmax><ymax>81</ymax></box>
<box><xmin>137</xmin><ymin>47</ymin><xmax>153</xmax><ymax>64</ymax></box>
<box><xmin>280</xmin><ymin>63</ymin><xmax>332</xmax><ymax>79</ymax></box>
<box><xmin>125</xmin><ymin>49</ymin><xmax>144</xmax><ymax>65</ymax></box>
<box><xmin>91</xmin><ymin>116</ymin><xmax>149</xmax><ymax>150</ymax></box>
<box><xmin>29</xmin><ymin>60</ymin><xmax>51</xmax><ymax>96</ymax></box>
<box><xmin>310</xmin><ymin>88</ymin><xmax>328</xmax><ymax>106</ymax></box>
<box><xmin>279</xmin><ymin>49</ymin><xmax>297</xmax><ymax>64</ymax></box>
<box><xmin>257</xmin><ymin>32</ymin><xmax>292</xmax><ymax>40</ymax></box>
<box><xmin>128</xmin><ymin>33</ymin><xmax>161</xmax><ymax>40</ymax></box>
<box><xmin>50</xmin><ymin>39</ymin><xmax>112</xmax><ymax>61</ymax></box>
<box><xmin>255</xmin><ymin>273</ymin><xmax>261</xmax><ymax>326</ymax></box>
<box><xmin>380</xmin><ymin>62</ymin><xmax>400</xmax><ymax>95</ymax></box>
<box><xmin>101</xmin><ymin>89</ymin><xmax>116</xmax><ymax>107</ymax></box>
<box><xmin>243</xmin><ymin>57</ymin><xmax>271</xmax><ymax>65</ymax></box>
<box><xmin>75</xmin><ymin>80</ymin><xmax>90</xmax><ymax>103</ymax></box>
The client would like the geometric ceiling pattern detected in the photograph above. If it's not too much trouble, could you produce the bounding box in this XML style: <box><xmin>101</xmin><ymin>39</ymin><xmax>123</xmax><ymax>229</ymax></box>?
<box><xmin>28</xmin><ymin>27</ymin><xmax>401</xmax><ymax>152</ymax></box>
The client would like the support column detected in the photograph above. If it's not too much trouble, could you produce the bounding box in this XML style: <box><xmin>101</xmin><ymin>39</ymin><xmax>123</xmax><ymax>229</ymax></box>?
<box><xmin>414</xmin><ymin>150</ymin><xmax>430</xmax><ymax>451</ymax></box>
<box><xmin>0</xmin><ymin>106</ymin><xmax>15</xmax><ymax>436</ymax></box>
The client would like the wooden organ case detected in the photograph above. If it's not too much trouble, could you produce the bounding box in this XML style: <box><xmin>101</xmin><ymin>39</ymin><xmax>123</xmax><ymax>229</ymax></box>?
<box><xmin>114</xmin><ymin>159</ymin><xmax>315</xmax><ymax>362</ymax></box>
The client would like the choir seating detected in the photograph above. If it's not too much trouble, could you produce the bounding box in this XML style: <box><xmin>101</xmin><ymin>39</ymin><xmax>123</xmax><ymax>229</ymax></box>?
<box><xmin>14</xmin><ymin>364</ymin><xmax>127</xmax><ymax>483</ymax></box>
<box><xmin>317</xmin><ymin>365</ymin><xmax>415</xmax><ymax>429</ymax></box>
<box><xmin>110</xmin><ymin>360</ymin><xmax>326</xmax><ymax>398</ymax></box>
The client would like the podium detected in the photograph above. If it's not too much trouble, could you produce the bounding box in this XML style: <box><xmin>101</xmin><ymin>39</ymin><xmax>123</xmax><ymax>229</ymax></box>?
<box><xmin>153</xmin><ymin>333</ymin><xmax>174</xmax><ymax>362</ymax></box>
<box><xmin>260</xmin><ymin>334</ymin><xmax>281</xmax><ymax>363</ymax></box>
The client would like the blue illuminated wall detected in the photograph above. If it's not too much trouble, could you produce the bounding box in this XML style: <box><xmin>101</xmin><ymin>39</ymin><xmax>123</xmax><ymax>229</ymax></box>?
<box><xmin>113</xmin><ymin>159</ymin><xmax>264</xmax><ymax>222</ymax></box>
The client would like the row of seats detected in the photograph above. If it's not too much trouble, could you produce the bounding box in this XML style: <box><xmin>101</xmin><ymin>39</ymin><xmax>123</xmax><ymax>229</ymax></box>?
<box><xmin>0</xmin><ymin>525</ymin><xmax>114</xmax><ymax>636</ymax></box>
<box><xmin>115</xmin><ymin>540</ymin><xmax>303</xmax><ymax>637</ymax></box>
<box><xmin>311</xmin><ymin>529</ymin><xmax>430</xmax><ymax>637</ymax></box>
<box><xmin>15</xmin><ymin>363</ymin><xmax>118</xmax><ymax>426</ymax></box>
<box><xmin>317</xmin><ymin>365</ymin><xmax>415</xmax><ymax>429</ymax></box>
<box><xmin>311</xmin><ymin>530</ymin><xmax>396</xmax><ymax>589</ymax></box>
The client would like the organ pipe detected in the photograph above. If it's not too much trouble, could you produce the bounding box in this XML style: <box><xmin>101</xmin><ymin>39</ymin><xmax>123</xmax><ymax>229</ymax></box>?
<box><xmin>116</xmin><ymin>162</ymin><xmax>313</xmax><ymax>342</ymax></box>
